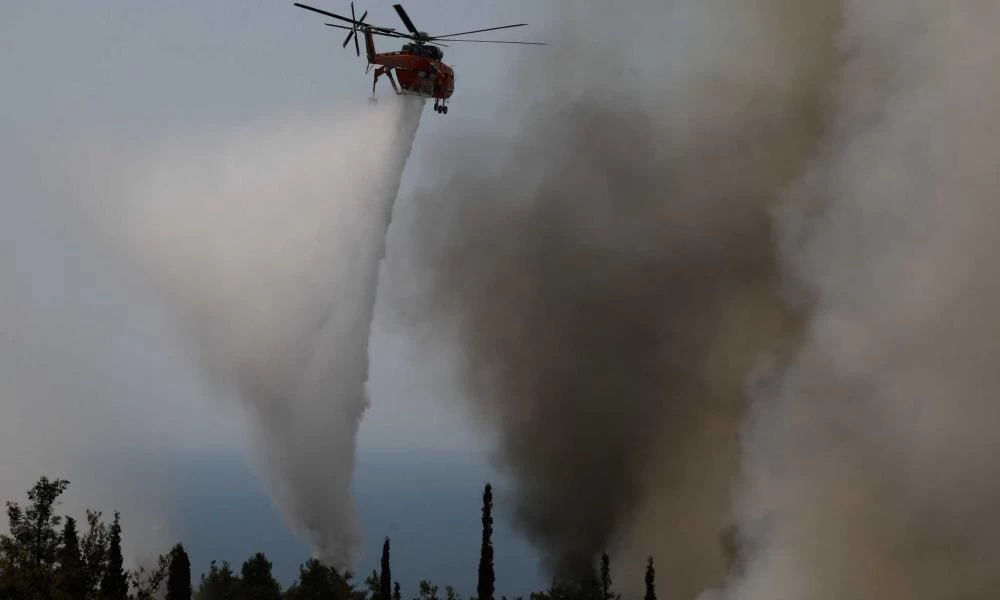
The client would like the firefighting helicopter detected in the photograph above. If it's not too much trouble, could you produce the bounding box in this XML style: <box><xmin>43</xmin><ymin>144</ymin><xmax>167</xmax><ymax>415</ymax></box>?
<box><xmin>293</xmin><ymin>2</ymin><xmax>547</xmax><ymax>114</ymax></box>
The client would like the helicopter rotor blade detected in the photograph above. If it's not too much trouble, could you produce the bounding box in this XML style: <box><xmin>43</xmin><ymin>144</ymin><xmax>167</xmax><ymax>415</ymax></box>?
<box><xmin>325</xmin><ymin>23</ymin><xmax>404</xmax><ymax>37</ymax></box>
<box><xmin>294</xmin><ymin>3</ymin><xmax>358</xmax><ymax>25</ymax></box>
<box><xmin>392</xmin><ymin>4</ymin><xmax>419</xmax><ymax>35</ymax></box>
<box><xmin>430</xmin><ymin>23</ymin><xmax>528</xmax><ymax>39</ymax></box>
<box><xmin>343</xmin><ymin>30</ymin><xmax>354</xmax><ymax>47</ymax></box>
<box><xmin>354</xmin><ymin>8</ymin><xmax>367</xmax><ymax>56</ymax></box>
<box><xmin>297</xmin><ymin>3</ymin><xmax>397</xmax><ymax>34</ymax></box>
<box><xmin>326</xmin><ymin>23</ymin><xmax>410</xmax><ymax>41</ymax></box>
<box><xmin>432</xmin><ymin>37</ymin><xmax>547</xmax><ymax>45</ymax></box>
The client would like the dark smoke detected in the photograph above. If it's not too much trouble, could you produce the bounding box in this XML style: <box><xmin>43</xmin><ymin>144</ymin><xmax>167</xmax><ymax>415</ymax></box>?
<box><xmin>390</xmin><ymin>0</ymin><xmax>840</xmax><ymax>592</ymax></box>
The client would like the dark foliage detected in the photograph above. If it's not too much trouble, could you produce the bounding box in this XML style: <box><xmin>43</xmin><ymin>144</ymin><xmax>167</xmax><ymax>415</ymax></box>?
<box><xmin>0</xmin><ymin>474</ymin><xmax>661</xmax><ymax>600</ymax></box>
<box><xmin>100</xmin><ymin>511</ymin><xmax>128</xmax><ymax>600</ymax></box>
<box><xmin>380</xmin><ymin>539</ymin><xmax>392</xmax><ymax>600</ymax></box>
<box><xmin>239</xmin><ymin>552</ymin><xmax>282</xmax><ymax>600</ymax></box>
<box><xmin>2</xmin><ymin>476</ymin><xmax>70</xmax><ymax>597</ymax></box>
<box><xmin>166</xmin><ymin>543</ymin><xmax>193</xmax><ymax>600</ymax></box>
<box><xmin>643</xmin><ymin>557</ymin><xmax>655</xmax><ymax>600</ymax></box>
<box><xmin>195</xmin><ymin>560</ymin><xmax>239</xmax><ymax>600</ymax></box>
<box><xmin>53</xmin><ymin>517</ymin><xmax>87</xmax><ymax>600</ymax></box>
<box><xmin>477</xmin><ymin>484</ymin><xmax>495</xmax><ymax>600</ymax></box>
<box><xmin>284</xmin><ymin>558</ymin><xmax>354</xmax><ymax>600</ymax></box>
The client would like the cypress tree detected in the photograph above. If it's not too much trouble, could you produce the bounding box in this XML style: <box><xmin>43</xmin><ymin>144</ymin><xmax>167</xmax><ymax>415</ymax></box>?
<box><xmin>380</xmin><ymin>538</ymin><xmax>392</xmax><ymax>600</ymax></box>
<box><xmin>600</xmin><ymin>553</ymin><xmax>612</xmax><ymax>600</ymax></box>
<box><xmin>477</xmin><ymin>483</ymin><xmax>494</xmax><ymax>600</ymax></box>
<box><xmin>100</xmin><ymin>512</ymin><xmax>128</xmax><ymax>600</ymax></box>
<box><xmin>53</xmin><ymin>516</ymin><xmax>87</xmax><ymax>600</ymax></box>
<box><xmin>166</xmin><ymin>543</ymin><xmax>192</xmax><ymax>600</ymax></box>
<box><xmin>643</xmin><ymin>557</ymin><xmax>655</xmax><ymax>600</ymax></box>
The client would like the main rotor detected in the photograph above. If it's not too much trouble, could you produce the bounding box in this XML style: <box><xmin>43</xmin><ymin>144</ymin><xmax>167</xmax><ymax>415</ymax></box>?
<box><xmin>293</xmin><ymin>2</ymin><xmax>547</xmax><ymax>56</ymax></box>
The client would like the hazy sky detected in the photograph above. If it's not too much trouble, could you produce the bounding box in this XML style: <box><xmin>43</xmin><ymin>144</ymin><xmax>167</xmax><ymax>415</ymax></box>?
<box><xmin>1</xmin><ymin>0</ymin><xmax>554</xmax><ymax>594</ymax></box>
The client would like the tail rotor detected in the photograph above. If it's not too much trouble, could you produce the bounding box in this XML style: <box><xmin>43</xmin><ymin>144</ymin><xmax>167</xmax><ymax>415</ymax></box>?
<box><xmin>341</xmin><ymin>1</ymin><xmax>367</xmax><ymax>56</ymax></box>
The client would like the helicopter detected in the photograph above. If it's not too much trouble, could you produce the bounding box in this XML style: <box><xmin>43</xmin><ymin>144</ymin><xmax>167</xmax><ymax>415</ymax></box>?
<box><xmin>293</xmin><ymin>2</ymin><xmax>546</xmax><ymax>114</ymax></box>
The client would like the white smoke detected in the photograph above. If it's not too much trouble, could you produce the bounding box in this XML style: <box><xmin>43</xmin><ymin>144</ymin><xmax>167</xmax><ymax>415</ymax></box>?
<box><xmin>76</xmin><ymin>96</ymin><xmax>425</xmax><ymax>569</ymax></box>
<box><xmin>729</xmin><ymin>2</ymin><xmax>1000</xmax><ymax>599</ymax></box>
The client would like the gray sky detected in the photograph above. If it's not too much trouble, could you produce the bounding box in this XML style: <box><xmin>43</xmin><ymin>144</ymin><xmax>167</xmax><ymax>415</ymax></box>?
<box><xmin>1</xmin><ymin>0</ymin><xmax>553</xmax><ymax>593</ymax></box>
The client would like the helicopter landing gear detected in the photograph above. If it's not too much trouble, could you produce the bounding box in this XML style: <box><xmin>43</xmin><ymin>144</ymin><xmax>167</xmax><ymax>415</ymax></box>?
<box><xmin>433</xmin><ymin>100</ymin><xmax>449</xmax><ymax>115</ymax></box>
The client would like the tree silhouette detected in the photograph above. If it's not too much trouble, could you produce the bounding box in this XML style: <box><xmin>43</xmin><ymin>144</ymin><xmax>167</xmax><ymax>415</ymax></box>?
<box><xmin>2</xmin><ymin>476</ymin><xmax>70</xmax><ymax>596</ymax></box>
<box><xmin>129</xmin><ymin>553</ymin><xmax>170</xmax><ymax>600</ymax></box>
<box><xmin>195</xmin><ymin>560</ymin><xmax>239</xmax><ymax>600</ymax></box>
<box><xmin>380</xmin><ymin>538</ymin><xmax>392</xmax><ymax>600</ymax></box>
<box><xmin>530</xmin><ymin>576</ymin><xmax>601</xmax><ymax>600</ymax></box>
<box><xmin>53</xmin><ymin>516</ymin><xmax>87</xmax><ymax>600</ymax></box>
<box><xmin>0</xmin><ymin>471</ymin><xmax>674</xmax><ymax>600</ymax></box>
<box><xmin>284</xmin><ymin>558</ymin><xmax>353</xmax><ymax>600</ymax></box>
<box><xmin>643</xmin><ymin>557</ymin><xmax>655</xmax><ymax>600</ymax></box>
<box><xmin>80</xmin><ymin>509</ymin><xmax>110</xmax><ymax>599</ymax></box>
<box><xmin>417</xmin><ymin>580</ymin><xmax>439</xmax><ymax>600</ymax></box>
<box><xmin>99</xmin><ymin>511</ymin><xmax>127</xmax><ymax>600</ymax></box>
<box><xmin>364</xmin><ymin>568</ymin><xmax>380</xmax><ymax>599</ymax></box>
<box><xmin>599</xmin><ymin>554</ymin><xmax>610</xmax><ymax>600</ymax></box>
<box><xmin>477</xmin><ymin>483</ymin><xmax>494</xmax><ymax>600</ymax></box>
<box><xmin>238</xmin><ymin>553</ymin><xmax>281</xmax><ymax>600</ymax></box>
<box><xmin>599</xmin><ymin>553</ymin><xmax>619</xmax><ymax>600</ymax></box>
<box><xmin>166</xmin><ymin>543</ymin><xmax>192</xmax><ymax>600</ymax></box>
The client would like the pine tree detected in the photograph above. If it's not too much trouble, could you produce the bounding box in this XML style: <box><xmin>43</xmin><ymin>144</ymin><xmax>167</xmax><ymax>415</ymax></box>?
<box><xmin>393</xmin><ymin>582</ymin><xmax>402</xmax><ymax>600</ymax></box>
<box><xmin>166</xmin><ymin>543</ymin><xmax>192</xmax><ymax>600</ymax></box>
<box><xmin>365</xmin><ymin>569</ymin><xmax>380</xmax><ymax>599</ymax></box>
<box><xmin>53</xmin><ymin>516</ymin><xmax>87</xmax><ymax>600</ymax></box>
<box><xmin>238</xmin><ymin>553</ymin><xmax>281</xmax><ymax>600</ymax></box>
<box><xmin>80</xmin><ymin>510</ymin><xmax>109</xmax><ymax>599</ymax></box>
<box><xmin>1</xmin><ymin>476</ymin><xmax>70</xmax><ymax>596</ymax></box>
<box><xmin>283</xmin><ymin>558</ymin><xmax>353</xmax><ymax>600</ymax></box>
<box><xmin>477</xmin><ymin>483</ymin><xmax>494</xmax><ymax>600</ymax></box>
<box><xmin>99</xmin><ymin>512</ymin><xmax>127</xmax><ymax>600</ymax></box>
<box><xmin>643</xmin><ymin>557</ymin><xmax>655</xmax><ymax>600</ymax></box>
<box><xmin>380</xmin><ymin>538</ymin><xmax>392</xmax><ymax>600</ymax></box>
<box><xmin>194</xmin><ymin>560</ymin><xmax>239</xmax><ymax>600</ymax></box>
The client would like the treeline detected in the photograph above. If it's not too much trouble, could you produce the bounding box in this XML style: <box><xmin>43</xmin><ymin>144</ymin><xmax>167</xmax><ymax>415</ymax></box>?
<box><xmin>0</xmin><ymin>477</ymin><xmax>657</xmax><ymax>600</ymax></box>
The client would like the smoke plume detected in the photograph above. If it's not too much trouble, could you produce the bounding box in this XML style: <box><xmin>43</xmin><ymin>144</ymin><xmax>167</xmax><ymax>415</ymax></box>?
<box><xmin>390</xmin><ymin>0</ymin><xmax>838</xmax><ymax>592</ymax></box>
<box><xmin>82</xmin><ymin>96</ymin><xmax>424</xmax><ymax>569</ymax></box>
<box><xmin>727</xmin><ymin>2</ymin><xmax>1000</xmax><ymax>599</ymax></box>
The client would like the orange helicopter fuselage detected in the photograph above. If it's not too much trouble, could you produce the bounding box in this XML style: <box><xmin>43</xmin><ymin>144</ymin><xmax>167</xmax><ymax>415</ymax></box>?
<box><xmin>364</xmin><ymin>28</ymin><xmax>455</xmax><ymax>99</ymax></box>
